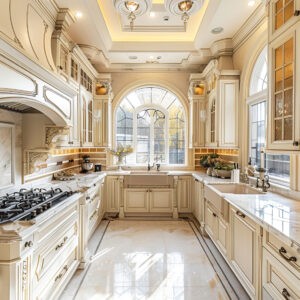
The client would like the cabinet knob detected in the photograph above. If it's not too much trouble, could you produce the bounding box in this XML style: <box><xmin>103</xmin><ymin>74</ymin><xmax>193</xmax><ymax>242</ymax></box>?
<box><xmin>212</xmin><ymin>212</ymin><xmax>217</xmax><ymax>217</ymax></box>
<box><xmin>293</xmin><ymin>141</ymin><xmax>299</xmax><ymax>146</ymax></box>
<box><xmin>282</xmin><ymin>288</ymin><xmax>291</xmax><ymax>300</ymax></box>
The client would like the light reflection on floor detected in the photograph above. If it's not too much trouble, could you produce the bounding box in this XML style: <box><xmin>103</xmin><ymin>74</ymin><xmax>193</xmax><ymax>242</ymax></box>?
<box><xmin>72</xmin><ymin>220</ymin><xmax>229</xmax><ymax>300</ymax></box>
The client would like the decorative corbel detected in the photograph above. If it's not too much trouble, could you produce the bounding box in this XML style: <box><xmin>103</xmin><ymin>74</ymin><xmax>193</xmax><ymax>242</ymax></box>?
<box><xmin>25</xmin><ymin>150</ymin><xmax>49</xmax><ymax>174</ymax></box>
<box><xmin>45</xmin><ymin>126</ymin><xmax>70</xmax><ymax>149</ymax></box>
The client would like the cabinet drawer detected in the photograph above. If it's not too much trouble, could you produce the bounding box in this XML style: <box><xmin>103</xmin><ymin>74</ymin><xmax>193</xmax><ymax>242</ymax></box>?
<box><xmin>264</xmin><ymin>230</ymin><xmax>300</xmax><ymax>272</ymax></box>
<box><xmin>36</xmin><ymin>247</ymin><xmax>78</xmax><ymax>300</ymax></box>
<box><xmin>263</xmin><ymin>248</ymin><xmax>300</xmax><ymax>300</ymax></box>
<box><xmin>33</xmin><ymin>218</ymin><xmax>78</xmax><ymax>283</ymax></box>
<box><xmin>87</xmin><ymin>182</ymin><xmax>100</xmax><ymax>201</ymax></box>
<box><xmin>88</xmin><ymin>196</ymin><xmax>100</xmax><ymax>217</ymax></box>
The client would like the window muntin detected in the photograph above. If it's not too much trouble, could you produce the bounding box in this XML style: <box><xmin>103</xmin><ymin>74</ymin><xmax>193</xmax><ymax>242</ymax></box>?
<box><xmin>275</xmin><ymin>0</ymin><xmax>294</xmax><ymax>30</ymax></box>
<box><xmin>116</xmin><ymin>86</ymin><xmax>185</xmax><ymax>165</ymax></box>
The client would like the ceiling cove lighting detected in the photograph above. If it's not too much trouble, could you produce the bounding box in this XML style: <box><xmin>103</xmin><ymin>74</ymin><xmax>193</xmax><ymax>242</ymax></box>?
<box><xmin>164</xmin><ymin>0</ymin><xmax>203</xmax><ymax>30</ymax></box>
<box><xmin>114</xmin><ymin>0</ymin><xmax>151</xmax><ymax>31</ymax></box>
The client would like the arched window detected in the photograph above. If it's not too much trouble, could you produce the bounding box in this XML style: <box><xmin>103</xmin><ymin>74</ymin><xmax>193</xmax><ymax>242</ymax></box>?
<box><xmin>248</xmin><ymin>46</ymin><xmax>290</xmax><ymax>184</ymax></box>
<box><xmin>116</xmin><ymin>86</ymin><xmax>186</xmax><ymax>165</ymax></box>
<box><xmin>249</xmin><ymin>46</ymin><xmax>268</xmax><ymax>96</ymax></box>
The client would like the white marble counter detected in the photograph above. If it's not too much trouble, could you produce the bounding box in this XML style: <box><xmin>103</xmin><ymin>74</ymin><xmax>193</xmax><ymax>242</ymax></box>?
<box><xmin>192</xmin><ymin>172</ymin><xmax>232</xmax><ymax>184</ymax></box>
<box><xmin>224</xmin><ymin>192</ymin><xmax>300</xmax><ymax>247</ymax></box>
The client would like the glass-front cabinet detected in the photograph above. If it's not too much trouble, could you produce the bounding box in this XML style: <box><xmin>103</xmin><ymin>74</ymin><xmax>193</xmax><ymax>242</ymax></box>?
<box><xmin>268</xmin><ymin>0</ymin><xmax>300</xmax><ymax>150</ymax></box>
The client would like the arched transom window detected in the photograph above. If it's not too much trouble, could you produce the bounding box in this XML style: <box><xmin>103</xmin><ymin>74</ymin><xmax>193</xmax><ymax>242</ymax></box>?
<box><xmin>116</xmin><ymin>86</ymin><xmax>186</xmax><ymax>165</ymax></box>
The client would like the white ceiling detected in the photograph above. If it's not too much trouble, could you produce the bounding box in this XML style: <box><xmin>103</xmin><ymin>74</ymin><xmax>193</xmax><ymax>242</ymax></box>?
<box><xmin>54</xmin><ymin>0</ymin><xmax>262</xmax><ymax>72</ymax></box>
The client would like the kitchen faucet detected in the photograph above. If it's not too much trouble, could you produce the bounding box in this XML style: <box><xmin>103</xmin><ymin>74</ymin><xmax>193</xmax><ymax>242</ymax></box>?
<box><xmin>256</xmin><ymin>174</ymin><xmax>270</xmax><ymax>192</ymax></box>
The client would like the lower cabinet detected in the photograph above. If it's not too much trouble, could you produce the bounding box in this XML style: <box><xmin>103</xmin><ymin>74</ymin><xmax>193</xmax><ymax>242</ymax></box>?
<box><xmin>177</xmin><ymin>176</ymin><xmax>192</xmax><ymax>213</ymax></box>
<box><xmin>229</xmin><ymin>205</ymin><xmax>261</xmax><ymax>300</ymax></box>
<box><xmin>262</xmin><ymin>247</ymin><xmax>300</xmax><ymax>300</ymax></box>
<box><xmin>105</xmin><ymin>176</ymin><xmax>121</xmax><ymax>213</ymax></box>
<box><xmin>192</xmin><ymin>178</ymin><xmax>204</xmax><ymax>225</ymax></box>
<box><xmin>124</xmin><ymin>188</ymin><xmax>173</xmax><ymax>214</ymax></box>
<box><xmin>204</xmin><ymin>200</ymin><xmax>229</xmax><ymax>258</ymax></box>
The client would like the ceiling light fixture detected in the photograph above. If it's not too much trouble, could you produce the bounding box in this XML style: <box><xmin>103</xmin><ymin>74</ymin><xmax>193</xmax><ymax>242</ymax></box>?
<box><xmin>211</xmin><ymin>26</ymin><xmax>223</xmax><ymax>34</ymax></box>
<box><xmin>114</xmin><ymin>0</ymin><xmax>151</xmax><ymax>31</ymax></box>
<box><xmin>75</xmin><ymin>11</ymin><xmax>83</xmax><ymax>19</ymax></box>
<box><xmin>165</xmin><ymin>0</ymin><xmax>203</xmax><ymax>30</ymax></box>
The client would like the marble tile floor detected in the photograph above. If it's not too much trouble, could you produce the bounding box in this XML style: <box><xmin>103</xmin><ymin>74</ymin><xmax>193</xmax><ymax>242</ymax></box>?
<box><xmin>61</xmin><ymin>219</ymin><xmax>244</xmax><ymax>300</ymax></box>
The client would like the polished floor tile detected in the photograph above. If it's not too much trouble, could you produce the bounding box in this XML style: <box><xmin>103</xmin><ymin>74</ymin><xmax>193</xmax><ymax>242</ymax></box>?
<box><xmin>66</xmin><ymin>220</ymin><xmax>229</xmax><ymax>300</ymax></box>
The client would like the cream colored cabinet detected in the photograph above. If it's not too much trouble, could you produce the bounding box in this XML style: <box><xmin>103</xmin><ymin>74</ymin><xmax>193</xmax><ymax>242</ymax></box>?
<box><xmin>80</xmin><ymin>87</ymin><xmax>93</xmax><ymax>146</ymax></box>
<box><xmin>124</xmin><ymin>188</ymin><xmax>149</xmax><ymax>213</ymax></box>
<box><xmin>262</xmin><ymin>248</ymin><xmax>300</xmax><ymax>300</ymax></box>
<box><xmin>206</xmin><ymin>90</ymin><xmax>218</xmax><ymax>147</ymax></box>
<box><xmin>204</xmin><ymin>200</ymin><xmax>229</xmax><ymax>258</ymax></box>
<box><xmin>193</xmin><ymin>178</ymin><xmax>203</xmax><ymax>224</ymax></box>
<box><xmin>124</xmin><ymin>188</ymin><xmax>173</xmax><ymax>214</ymax></box>
<box><xmin>105</xmin><ymin>176</ymin><xmax>121</xmax><ymax>213</ymax></box>
<box><xmin>229</xmin><ymin>205</ymin><xmax>261</xmax><ymax>300</ymax></box>
<box><xmin>32</xmin><ymin>199</ymin><xmax>80</xmax><ymax>300</ymax></box>
<box><xmin>176</xmin><ymin>176</ymin><xmax>192</xmax><ymax>213</ymax></box>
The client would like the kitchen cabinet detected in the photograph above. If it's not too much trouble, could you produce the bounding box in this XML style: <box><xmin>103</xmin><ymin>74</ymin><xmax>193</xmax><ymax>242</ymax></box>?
<box><xmin>105</xmin><ymin>176</ymin><xmax>122</xmax><ymax>213</ymax></box>
<box><xmin>229</xmin><ymin>205</ymin><xmax>261</xmax><ymax>299</ymax></box>
<box><xmin>80</xmin><ymin>87</ymin><xmax>93</xmax><ymax>146</ymax></box>
<box><xmin>205</xmin><ymin>79</ymin><xmax>239</xmax><ymax>147</ymax></box>
<box><xmin>124</xmin><ymin>188</ymin><xmax>173</xmax><ymax>214</ymax></box>
<box><xmin>176</xmin><ymin>176</ymin><xmax>192</xmax><ymax>213</ymax></box>
<box><xmin>204</xmin><ymin>200</ymin><xmax>229</xmax><ymax>258</ymax></box>
<box><xmin>267</xmin><ymin>20</ymin><xmax>300</xmax><ymax>150</ymax></box>
<box><xmin>79</xmin><ymin>178</ymin><xmax>105</xmax><ymax>268</ymax></box>
<box><xmin>32</xmin><ymin>198</ymin><xmax>80</xmax><ymax>300</ymax></box>
<box><xmin>193</xmin><ymin>178</ymin><xmax>204</xmax><ymax>226</ymax></box>
<box><xmin>262</xmin><ymin>247</ymin><xmax>300</xmax><ymax>300</ymax></box>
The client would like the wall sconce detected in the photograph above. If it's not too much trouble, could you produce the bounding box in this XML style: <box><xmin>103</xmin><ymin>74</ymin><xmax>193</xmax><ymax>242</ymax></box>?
<box><xmin>193</xmin><ymin>83</ymin><xmax>205</xmax><ymax>95</ymax></box>
<box><xmin>199</xmin><ymin>109</ymin><xmax>206</xmax><ymax>122</ymax></box>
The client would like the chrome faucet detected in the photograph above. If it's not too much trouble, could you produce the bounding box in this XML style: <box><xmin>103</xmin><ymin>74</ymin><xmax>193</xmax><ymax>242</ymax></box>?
<box><xmin>156</xmin><ymin>163</ymin><xmax>161</xmax><ymax>171</ymax></box>
<box><xmin>147</xmin><ymin>162</ymin><xmax>154</xmax><ymax>171</ymax></box>
<box><xmin>256</xmin><ymin>174</ymin><xmax>270</xmax><ymax>192</ymax></box>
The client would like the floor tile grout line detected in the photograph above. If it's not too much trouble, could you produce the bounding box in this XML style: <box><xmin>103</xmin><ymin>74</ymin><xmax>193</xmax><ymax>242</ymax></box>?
<box><xmin>186</xmin><ymin>219</ymin><xmax>240</xmax><ymax>300</ymax></box>
<box><xmin>71</xmin><ymin>220</ymin><xmax>111</xmax><ymax>300</ymax></box>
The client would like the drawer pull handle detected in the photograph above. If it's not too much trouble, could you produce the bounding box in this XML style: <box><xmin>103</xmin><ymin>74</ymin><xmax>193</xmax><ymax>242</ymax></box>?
<box><xmin>24</xmin><ymin>241</ymin><xmax>33</xmax><ymax>248</ymax></box>
<box><xmin>55</xmin><ymin>265</ymin><xmax>68</xmax><ymax>282</ymax></box>
<box><xmin>279</xmin><ymin>247</ymin><xmax>297</xmax><ymax>262</ymax></box>
<box><xmin>212</xmin><ymin>213</ymin><xmax>217</xmax><ymax>217</ymax></box>
<box><xmin>55</xmin><ymin>237</ymin><xmax>68</xmax><ymax>251</ymax></box>
<box><xmin>89</xmin><ymin>210</ymin><xmax>98</xmax><ymax>221</ymax></box>
<box><xmin>282</xmin><ymin>288</ymin><xmax>291</xmax><ymax>300</ymax></box>
<box><xmin>236</xmin><ymin>211</ymin><xmax>246</xmax><ymax>218</ymax></box>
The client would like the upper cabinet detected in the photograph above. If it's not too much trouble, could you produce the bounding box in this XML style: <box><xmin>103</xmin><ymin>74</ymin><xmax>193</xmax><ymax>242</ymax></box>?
<box><xmin>93</xmin><ymin>75</ymin><xmax>113</xmax><ymax>148</ymax></box>
<box><xmin>268</xmin><ymin>0</ymin><xmax>300</xmax><ymax>150</ymax></box>
<box><xmin>189</xmin><ymin>60</ymin><xmax>240</xmax><ymax>149</ymax></box>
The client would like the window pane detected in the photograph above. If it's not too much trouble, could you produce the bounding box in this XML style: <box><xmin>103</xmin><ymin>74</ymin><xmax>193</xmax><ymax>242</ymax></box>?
<box><xmin>266</xmin><ymin>154</ymin><xmax>290</xmax><ymax>180</ymax></box>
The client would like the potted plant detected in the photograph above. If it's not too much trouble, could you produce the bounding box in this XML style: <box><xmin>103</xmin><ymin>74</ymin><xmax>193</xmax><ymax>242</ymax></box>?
<box><xmin>200</xmin><ymin>154</ymin><xmax>219</xmax><ymax>176</ymax></box>
<box><xmin>213</xmin><ymin>161</ymin><xmax>234</xmax><ymax>178</ymax></box>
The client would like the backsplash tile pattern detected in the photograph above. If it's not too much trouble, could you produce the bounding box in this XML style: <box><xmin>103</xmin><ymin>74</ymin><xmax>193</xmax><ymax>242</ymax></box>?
<box><xmin>24</xmin><ymin>147</ymin><xmax>107</xmax><ymax>183</ymax></box>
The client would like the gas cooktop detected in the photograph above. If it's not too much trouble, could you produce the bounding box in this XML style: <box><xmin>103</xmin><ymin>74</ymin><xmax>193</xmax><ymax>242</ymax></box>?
<box><xmin>0</xmin><ymin>188</ymin><xmax>73</xmax><ymax>224</ymax></box>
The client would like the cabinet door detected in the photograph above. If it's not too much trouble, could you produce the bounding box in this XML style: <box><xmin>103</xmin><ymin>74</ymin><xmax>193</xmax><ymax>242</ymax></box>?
<box><xmin>205</xmin><ymin>90</ymin><xmax>218</xmax><ymax>147</ymax></box>
<box><xmin>204</xmin><ymin>201</ymin><xmax>218</xmax><ymax>241</ymax></box>
<box><xmin>262</xmin><ymin>248</ymin><xmax>300</xmax><ymax>300</ymax></box>
<box><xmin>230</xmin><ymin>205</ymin><xmax>260</xmax><ymax>299</ymax></box>
<box><xmin>217</xmin><ymin>217</ymin><xmax>229</xmax><ymax>258</ymax></box>
<box><xmin>177</xmin><ymin>176</ymin><xmax>192</xmax><ymax>213</ymax></box>
<box><xmin>193</xmin><ymin>179</ymin><xmax>203</xmax><ymax>223</ymax></box>
<box><xmin>124</xmin><ymin>189</ymin><xmax>149</xmax><ymax>213</ymax></box>
<box><xmin>218</xmin><ymin>80</ymin><xmax>239</xmax><ymax>147</ymax></box>
<box><xmin>105</xmin><ymin>176</ymin><xmax>120</xmax><ymax>213</ymax></box>
<box><xmin>268</xmin><ymin>27</ymin><xmax>300</xmax><ymax>150</ymax></box>
<box><xmin>149</xmin><ymin>189</ymin><xmax>173</xmax><ymax>213</ymax></box>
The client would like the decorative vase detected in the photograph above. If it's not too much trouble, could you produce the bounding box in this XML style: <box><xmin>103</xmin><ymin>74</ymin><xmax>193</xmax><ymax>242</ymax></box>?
<box><xmin>116</xmin><ymin>156</ymin><xmax>124</xmax><ymax>171</ymax></box>
<box><xmin>206</xmin><ymin>167</ymin><xmax>213</xmax><ymax>176</ymax></box>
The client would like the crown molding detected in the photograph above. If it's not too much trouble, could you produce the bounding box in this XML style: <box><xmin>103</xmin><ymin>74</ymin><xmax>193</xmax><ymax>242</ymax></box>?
<box><xmin>232</xmin><ymin>3</ymin><xmax>267</xmax><ymax>52</ymax></box>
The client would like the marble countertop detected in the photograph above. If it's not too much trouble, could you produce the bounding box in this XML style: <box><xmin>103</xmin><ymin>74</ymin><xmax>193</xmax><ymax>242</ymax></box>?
<box><xmin>223</xmin><ymin>192</ymin><xmax>300</xmax><ymax>247</ymax></box>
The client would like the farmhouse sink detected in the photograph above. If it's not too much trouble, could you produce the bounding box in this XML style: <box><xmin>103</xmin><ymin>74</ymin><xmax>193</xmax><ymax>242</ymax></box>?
<box><xmin>130</xmin><ymin>171</ymin><xmax>169</xmax><ymax>175</ymax></box>
<box><xmin>204</xmin><ymin>183</ymin><xmax>263</xmax><ymax>221</ymax></box>
<box><xmin>124</xmin><ymin>173</ymin><xmax>173</xmax><ymax>187</ymax></box>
